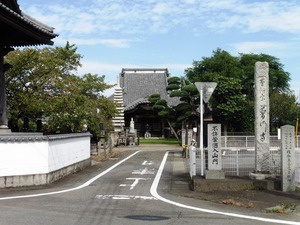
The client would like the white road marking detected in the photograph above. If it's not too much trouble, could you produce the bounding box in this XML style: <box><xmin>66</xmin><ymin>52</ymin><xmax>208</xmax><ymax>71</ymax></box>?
<box><xmin>142</xmin><ymin>161</ymin><xmax>153</xmax><ymax>165</ymax></box>
<box><xmin>96</xmin><ymin>195</ymin><xmax>157</xmax><ymax>200</ymax></box>
<box><xmin>120</xmin><ymin>178</ymin><xmax>151</xmax><ymax>190</ymax></box>
<box><xmin>150</xmin><ymin>151</ymin><xmax>300</xmax><ymax>225</ymax></box>
<box><xmin>132</xmin><ymin>167</ymin><xmax>155</xmax><ymax>175</ymax></box>
<box><xmin>1</xmin><ymin>149</ymin><xmax>297</xmax><ymax>225</ymax></box>
<box><xmin>0</xmin><ymin>151</ymin><xmax>140</xmax><ymax>201</ymax></box>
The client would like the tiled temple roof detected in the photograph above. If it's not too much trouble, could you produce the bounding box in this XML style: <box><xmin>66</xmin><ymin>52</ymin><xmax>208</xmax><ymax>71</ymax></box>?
<box><xmin>0</xmin><ymin>0</ymin><xmax>58</xmax><ymax>47</ymax></box>
<box><xmin>119</xmin><ymin>68</ymin><xmax>179</xmax><ymax>111</ymax></box>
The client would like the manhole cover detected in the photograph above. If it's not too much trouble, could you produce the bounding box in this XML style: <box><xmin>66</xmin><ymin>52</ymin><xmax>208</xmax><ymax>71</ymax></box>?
<box><xmin>124</xmin><ymin>215</ymin><xmax>170</xmax><ymax>221</ymax></box>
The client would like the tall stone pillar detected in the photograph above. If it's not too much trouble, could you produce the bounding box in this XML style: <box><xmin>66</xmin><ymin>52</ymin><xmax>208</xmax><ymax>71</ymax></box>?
<box><xmin>254</xmin><ymin>62</ymin><xmax>270</xmax><ymax>173</ymax></box>
<box><xmin>0</xmin><ymin>49</ymin><xmax>7</xmax><ymax>128</ymax></box>
<box><xmin>281</xmin><ymin>125</ymin><xmax>296</xmax><ymax>192</ymax></box>
<box><xmin>0</xmin><ymin>47</ymin><xmax>13</xmax><ymax>132</ymax></box>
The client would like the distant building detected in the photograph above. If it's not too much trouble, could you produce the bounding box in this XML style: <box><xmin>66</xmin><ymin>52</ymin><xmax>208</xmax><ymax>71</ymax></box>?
<box><xmin>115</xmin><ymin>68</ymin><xmax>179</xmax><ymax>137</ymax></box>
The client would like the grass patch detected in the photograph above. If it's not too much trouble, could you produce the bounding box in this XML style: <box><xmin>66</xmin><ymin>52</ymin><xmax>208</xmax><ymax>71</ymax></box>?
<box><xmin>139</xmin><ymin>138</ymin><xmax>180</xmax><ymax>145</ymax></box>
<box><xmin>266</xmin><ymin>202</ymin><xmax>297</xmax><ymax>213</ymax></box>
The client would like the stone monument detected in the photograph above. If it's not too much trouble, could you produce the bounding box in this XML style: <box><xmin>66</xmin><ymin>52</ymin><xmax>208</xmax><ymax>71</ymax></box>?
<box><xmin>281</xmin><ymin>125</ymin><xmax>296</xmax><ymax>192</ymax></box>
<box><xmin>253</xmin><ymin>62</ymin><xmax>270</xmax><ymax>177</ymax></box>
<box><xmin>205</xmin><ymin>124</ymin><xmax>225</xmax><ymax>179</ymax></box>
<box><xmin>128</xmin><ymin>117</ymin><xmax>136</xmax><ymax>145</ymax></box>
<box><xmin>129</xmin><ymin>117</ymin><xmax>135</xmax><ymax>134</ymax></box>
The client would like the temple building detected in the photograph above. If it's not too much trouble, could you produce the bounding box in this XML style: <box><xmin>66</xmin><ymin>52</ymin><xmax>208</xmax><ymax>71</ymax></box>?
<box><xmin>116</xmin><ymin>68</ymin><xmax>179</xmax><ymax>137</ymax></box>
<box><xmin>0</xmin><ymin>0</ymin><xmax>57</xmax><ymax>132</ymax></box>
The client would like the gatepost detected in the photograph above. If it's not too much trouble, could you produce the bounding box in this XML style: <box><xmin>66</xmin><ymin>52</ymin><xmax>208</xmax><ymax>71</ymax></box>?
<box><xmin>205</xmin><ymin>124</ymin><xmax>225</xmax><ymax>179</ymax></box>
<box><xmin>281</xmin><ymin>125</ymin><xmax>296</xmax><ymax>192</ymax></box>
<box><xmin>189</xmin><ymin>145</ymin><xmax>196</xmax><ymax>178</ymax></box>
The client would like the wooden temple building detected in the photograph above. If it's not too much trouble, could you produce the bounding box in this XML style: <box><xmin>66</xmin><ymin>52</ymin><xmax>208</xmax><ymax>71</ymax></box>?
<box><xmin>115</xmin><ymin>68</ymin><xmax>179</xmax><ymax>137</ymax></box>
<box><xmin>0</xmin><ymin>0</ymin><xmax>57</xmax><ymax>132</ymax></box>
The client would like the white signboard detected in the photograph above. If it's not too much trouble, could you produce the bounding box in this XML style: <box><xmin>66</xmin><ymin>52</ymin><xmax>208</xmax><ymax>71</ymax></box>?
<box><xmin>208</xmin><ymin>124</ymin><xmax>222</xmax><ymax>170</ymax></box>
<box><xmin>195</xmin><ymin>82</ymin><xmax>217</xmax><ymax>103</ymax></box>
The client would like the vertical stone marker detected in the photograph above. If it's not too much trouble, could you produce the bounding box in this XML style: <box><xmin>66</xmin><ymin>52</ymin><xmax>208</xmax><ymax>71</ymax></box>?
<box><xmin>254</xmin><ymin>62</ymin><xmax>270</xmax><ymax>173</ymax></box>
<box><xmin>205</xmin><ymin>124</ymin><xmax>224</xmax><ymax>179</ymax></box>
<box><xmin>281</xmin><ymin>125</ymin><xmax>296</xmax><ymax>192</ymax></box>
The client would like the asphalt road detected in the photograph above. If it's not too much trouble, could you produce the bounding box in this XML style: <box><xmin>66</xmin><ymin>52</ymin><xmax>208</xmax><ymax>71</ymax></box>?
<box><xmin>0</xmin><ymin>149</ymin><xmax>299</xmax><ymax>225</ymax></box>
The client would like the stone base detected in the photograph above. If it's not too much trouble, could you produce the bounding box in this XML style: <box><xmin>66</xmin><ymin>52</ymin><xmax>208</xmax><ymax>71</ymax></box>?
<box><xmin>0</xmin><ymin>128</ymin><xmax>11</xmax><ymax>134</ymax></box>
<box><xmin>205</xmin><ymin>170</ymin><xmax>225</xmax><ymax>179</ymax></box>
<box><xmin>191</xmin><ymin>176</ymin><xmax>281</xmax><ymax>192</ymax></box>
<box><xmin>249</xmin><ymin>172</ymin><xmax>276</xmax><ymax>180</ymax></box>
<box><xmin>0</xmin><ymin>159</ymin><xmax>91</xmax><ymax>188</ymax></box>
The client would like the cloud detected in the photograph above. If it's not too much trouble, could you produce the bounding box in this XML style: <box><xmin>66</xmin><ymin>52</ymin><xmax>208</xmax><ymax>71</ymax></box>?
<box><xmin>203</xmin><ymin>1</ymin><xmax>300</xmax><ymax>33</ymax></box>
<box><xmin>54</xmin><ymin>37</ymin><xmax>139</xmax><ymax>48</ymax></box>
<box><xmin>77</xmin><ymin>61</ymin><xmax>190</xmax><ymax>81</ymax></box>
<box><xmin>20</xmin><ymin>0</ymin><xmax>300</xmax><ymax>41</ymax></box>
<box><xmin>230</xmin><ymin>41</ymin><xmax>287</xmax><ymax>54</ymax></box>
<box><xmin>77</xmin><ymin>61</ymin><xmax>140</xmax><ymax>81</ymax></box>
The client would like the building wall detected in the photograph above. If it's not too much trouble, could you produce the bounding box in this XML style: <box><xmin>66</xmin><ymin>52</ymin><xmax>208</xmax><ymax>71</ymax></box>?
<box><xmin>0</xmin><ymin>133</ymin><xmax>91</xmax><ymax>187</ymax></box>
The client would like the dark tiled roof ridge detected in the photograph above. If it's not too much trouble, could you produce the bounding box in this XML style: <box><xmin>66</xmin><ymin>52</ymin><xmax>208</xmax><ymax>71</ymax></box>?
<box><xmin>0</xmin><ymin>2</ymin><xmax>57</xmax><ymax>37</ymax></box>
<box><xmin>121</xmin><ymin>68</ymin><xmax>169</xmax><ymax>73</ymax></box>
<box><xmin>22</xmin><ymin>12</ymin><xmax>56</xmax><ymax>36</ymax></box>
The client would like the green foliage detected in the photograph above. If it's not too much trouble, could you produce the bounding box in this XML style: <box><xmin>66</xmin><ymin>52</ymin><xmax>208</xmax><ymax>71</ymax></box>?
<box><xmin>169</xmin><ymin>90</ymin><xmax>188</xmax><ymax>98</ymax></box>
<box><xmin>5</xmin><ymin>42</ymin><xmax>116</xmax><ymax>135</ymax></box>
<box><xmin>147</xmin><ymin>93</ymin><xmax>180</xmax><ymax>142</ymax></box>
<box><xmin>158</xmin><ymin>110</ymin><xmax>170</xmax><ymax>117</ymax></box>
<box><xmin>270</xmin><ymin>91</ymin><xmax>298</xmax><ymax>131</ymax></box>
<box><xmin>156</xmin><ymin>99</ymin><xmax>167</xmax><ymax>106</ymax></box>
<box><xmin>239</xmin><ymin>53</ymin><xmax>290</xmax><ymax>98</ymax></box>
<box><xmin>181</xmin><ymin>84</ymin><xmax>198</xmax><ymax>95</ymax></box>
<box><xmin>166</xmin><ymin>76</ymin><xmax>199</xmax><ymax>126</ymax></box>
<box><xmin>148</xmin><ymin>93</ymin><xmax>161</xmax><ymax>104</ymax></box>
<box><xmin>148</xmin><ymin>94</ymin><xmax>173</xmax><ymax>119</ymax></box>
<box><xmin>166</xmin><ymin>83</ymin><xmax>180</xmax><ymax>90</ymax></box>
<box><xmin>185</xmin><ymin>48</ymin><xmax>294</xmax><ymax>132</ymax></box>
<box><xmin>168</xmin><ymin>76</ymin><xmax>181</xmax><ymax>84</ymax></box>
<box><xmin>153</xmin><ymin>104</ymin><xmax>165</xmax><ymax>111</ymax></box>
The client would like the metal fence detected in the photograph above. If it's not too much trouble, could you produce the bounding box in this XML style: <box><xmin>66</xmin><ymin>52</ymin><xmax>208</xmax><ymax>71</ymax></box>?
<box><xmin>191</xmin><ymin>135</ymin><xmax>300</xmax><ymax>183</ymax></box>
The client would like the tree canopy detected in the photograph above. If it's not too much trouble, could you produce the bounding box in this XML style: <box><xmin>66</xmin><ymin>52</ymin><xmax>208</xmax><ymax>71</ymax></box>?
<box><xmin>5</xmin><ymin>42</ymin><xmax>116</xmax><ymax>135</ymax></box>
<box><xmin>185</xmin><ymin>48</ymin><xmax>297</xmax><ymax>133</ymax></box>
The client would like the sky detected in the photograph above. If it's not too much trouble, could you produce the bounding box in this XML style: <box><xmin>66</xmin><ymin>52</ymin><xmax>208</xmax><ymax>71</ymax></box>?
<box><xmin>18</xmin><ymin>0</ymin><xmax>300</xmax><ymax>97</ymax></box>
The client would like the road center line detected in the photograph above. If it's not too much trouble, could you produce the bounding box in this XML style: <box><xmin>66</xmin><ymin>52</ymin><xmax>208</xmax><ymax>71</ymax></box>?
<box><xmin>150</xmin><ymin>151</ymin><xmax>300</xmax><ymax>225</ymax></box>
<box><xmin>0</xmin><ymin>151</ymin><xmax>140</xmax><ymax>201</ymax></box>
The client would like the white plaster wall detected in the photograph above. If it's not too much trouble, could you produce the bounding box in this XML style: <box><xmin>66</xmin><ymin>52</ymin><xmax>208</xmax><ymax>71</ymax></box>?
<box><xmin>0</xmin><ymin>141</ymin><xmax>49</xmax><ymax>176</ymax></box>
<box><xmin>0</xmin><ymin>133</ymin><xmax>90</xmax><ymax>177</ymax></box>
<box><xmin>48</xmin><ymin>136</ymin><xmax>90</xmax><ymax>172</ymax></box>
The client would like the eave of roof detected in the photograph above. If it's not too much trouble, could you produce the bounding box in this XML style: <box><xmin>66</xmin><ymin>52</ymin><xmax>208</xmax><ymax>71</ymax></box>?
<box><xmin>124</xmin><ymin>97</ymin><xmax>149</xmax><ymax>111</ymax></box>
<box><xmin>0</xmin><ymin>1</ymin><xmax>58</xmax><ymax>47</ymax></box>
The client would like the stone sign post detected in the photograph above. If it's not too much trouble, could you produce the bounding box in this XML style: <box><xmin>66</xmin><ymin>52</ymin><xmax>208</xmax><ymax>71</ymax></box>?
<box><xmin>205</xmin><ymin>124</ymin><xmax>224</xmax><ymax>179</ymax></box>
<box><xmin>281</xmin><ymin>125</ymin><xmax>296</xmax><ymax>192</ymax></box>
<box><xmin>254</xmin><ymin>62</ymin><xmax>270</xmax><ymax>174</ymax></box>
<box><xmin>195</xmin><ymin>82</ymin><xmax>217</xmax><ymax>176</ymax></box>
